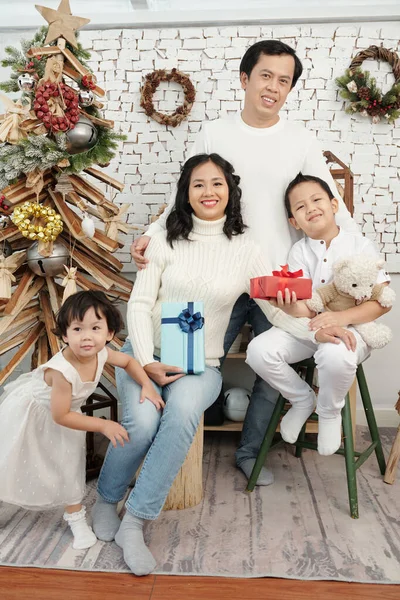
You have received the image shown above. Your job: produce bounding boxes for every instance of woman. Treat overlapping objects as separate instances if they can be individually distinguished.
[92,153,314,575]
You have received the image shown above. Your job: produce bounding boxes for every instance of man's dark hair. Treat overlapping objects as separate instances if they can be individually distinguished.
[239,40,303,88]
[166,153,246,247]
[54,290,124,338]
[284,173,335,218]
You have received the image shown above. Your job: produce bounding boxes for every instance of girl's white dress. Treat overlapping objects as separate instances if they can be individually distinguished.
[0,347,108,510]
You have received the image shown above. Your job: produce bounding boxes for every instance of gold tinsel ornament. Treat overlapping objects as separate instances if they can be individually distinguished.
[11,201,63,242]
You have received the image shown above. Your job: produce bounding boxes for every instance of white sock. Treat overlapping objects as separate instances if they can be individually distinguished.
[317,414,342,456]
[63,506,97,550]
[280,395,315,444]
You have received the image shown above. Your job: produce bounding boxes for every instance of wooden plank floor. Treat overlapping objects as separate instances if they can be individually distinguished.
[0,567,399,600]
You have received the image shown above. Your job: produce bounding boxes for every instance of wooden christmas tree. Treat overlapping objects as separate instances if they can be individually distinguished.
[0,0,133,387]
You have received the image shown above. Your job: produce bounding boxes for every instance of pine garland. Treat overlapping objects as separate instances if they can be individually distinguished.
[0,125,125,188]
[0,135,66,188]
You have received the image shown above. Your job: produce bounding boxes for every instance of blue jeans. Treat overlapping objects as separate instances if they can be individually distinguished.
[97,340,222,520]
[222,293,280,467]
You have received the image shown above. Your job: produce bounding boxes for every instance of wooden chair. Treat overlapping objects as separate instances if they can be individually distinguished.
[246,358,386,519]
[82,382,118,479]
[383,394,400,484]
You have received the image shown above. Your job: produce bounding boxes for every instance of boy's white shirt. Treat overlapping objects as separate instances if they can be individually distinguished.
[287,228,391,289]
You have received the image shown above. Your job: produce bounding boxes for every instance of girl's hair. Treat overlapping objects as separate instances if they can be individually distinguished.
[166,153,246,247]
[284,172,334,218]
[53,291,124,338]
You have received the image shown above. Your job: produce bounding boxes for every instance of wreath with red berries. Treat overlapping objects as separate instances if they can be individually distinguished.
[336,46,400,124]
[33,81,80,132]
[140,68,195,127]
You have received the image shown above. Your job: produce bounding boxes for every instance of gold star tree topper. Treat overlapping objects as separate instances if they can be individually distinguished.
[35,0,90,48]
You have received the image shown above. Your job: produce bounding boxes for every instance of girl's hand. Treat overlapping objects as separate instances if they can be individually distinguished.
[101,420,130,448]
[309,310,350,331]
[140,383,165,410]
[144,362,185,387]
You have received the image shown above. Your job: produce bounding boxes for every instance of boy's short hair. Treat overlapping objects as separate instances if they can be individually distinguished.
[54,290,124,338]
[284,173,334,218]
[239,40,303,89]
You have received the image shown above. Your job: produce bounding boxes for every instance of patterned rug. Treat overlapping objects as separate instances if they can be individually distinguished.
[1,427,399,582]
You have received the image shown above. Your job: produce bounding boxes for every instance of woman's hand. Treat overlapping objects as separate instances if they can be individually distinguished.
[140,383,165,410]
[144,362,186,387]
[130,235,150,269]
[315,326,357,351]
[101,420,130,448]
[310,310,350,331]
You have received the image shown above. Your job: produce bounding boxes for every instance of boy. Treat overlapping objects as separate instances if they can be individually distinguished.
[246,173,391,456]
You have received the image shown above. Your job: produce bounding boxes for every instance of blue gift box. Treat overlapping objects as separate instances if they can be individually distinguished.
[161,302,205,375]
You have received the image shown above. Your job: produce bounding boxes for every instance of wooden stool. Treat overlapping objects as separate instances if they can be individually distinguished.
[246,358,386,519]
[384,394,400,484]
[163,417,204,510]
[81,382,118,479]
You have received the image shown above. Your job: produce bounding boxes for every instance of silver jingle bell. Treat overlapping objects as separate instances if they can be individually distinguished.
[26,240,69,277]
[0,214,9,229]
[65,115,98,155]
[78,89,94,107]
[1,240,12,258]
[17,73,36,92]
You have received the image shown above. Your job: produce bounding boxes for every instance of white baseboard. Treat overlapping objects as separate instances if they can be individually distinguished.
[356,408,399,428]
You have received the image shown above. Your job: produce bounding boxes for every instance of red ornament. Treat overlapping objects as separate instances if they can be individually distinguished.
[33,81,80,133]
[81,74,97,90]
[0,195,10,211]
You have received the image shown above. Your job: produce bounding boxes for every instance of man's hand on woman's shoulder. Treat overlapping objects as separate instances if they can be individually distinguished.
[130,235,151,269]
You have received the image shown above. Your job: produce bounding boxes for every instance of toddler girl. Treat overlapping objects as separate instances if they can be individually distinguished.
[0,290,162,549]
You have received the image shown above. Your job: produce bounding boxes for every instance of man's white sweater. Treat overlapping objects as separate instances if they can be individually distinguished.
[128,215,315,367]
[146,115,358,268]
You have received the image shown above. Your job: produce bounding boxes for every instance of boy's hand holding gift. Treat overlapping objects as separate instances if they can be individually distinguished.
[250,265,313,318]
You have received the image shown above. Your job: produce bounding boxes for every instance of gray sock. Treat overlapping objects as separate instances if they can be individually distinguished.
[92,495,120,542]
[239,458,274,486]
[115,512,156,576]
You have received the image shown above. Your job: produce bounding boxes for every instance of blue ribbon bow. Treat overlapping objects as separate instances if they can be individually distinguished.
[177,308,204,333]
[161,302,204,374]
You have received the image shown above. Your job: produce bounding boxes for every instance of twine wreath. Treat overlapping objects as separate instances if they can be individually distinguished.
[336,46,400,124]
[11,201,63,242]
[140,68,195,127]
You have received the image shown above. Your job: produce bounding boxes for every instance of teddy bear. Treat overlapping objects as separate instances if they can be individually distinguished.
[306,255,395,349]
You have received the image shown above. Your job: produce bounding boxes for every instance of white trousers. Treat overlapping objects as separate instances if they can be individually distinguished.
[246,326,370,418]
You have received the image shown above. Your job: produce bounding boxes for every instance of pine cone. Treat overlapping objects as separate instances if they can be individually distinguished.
[358,86,370,100]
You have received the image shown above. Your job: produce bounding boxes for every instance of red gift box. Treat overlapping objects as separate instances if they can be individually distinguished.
[250,265,312,300]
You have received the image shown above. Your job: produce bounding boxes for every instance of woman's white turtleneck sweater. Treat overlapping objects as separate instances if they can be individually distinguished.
[127,215,315,368]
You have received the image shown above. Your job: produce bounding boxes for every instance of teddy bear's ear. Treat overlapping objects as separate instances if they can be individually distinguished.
[333,258,349,272]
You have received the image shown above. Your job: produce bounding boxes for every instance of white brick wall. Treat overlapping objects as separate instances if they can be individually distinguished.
[0,22,399,269]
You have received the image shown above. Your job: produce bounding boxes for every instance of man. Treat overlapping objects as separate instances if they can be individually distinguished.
[131,40,358,485]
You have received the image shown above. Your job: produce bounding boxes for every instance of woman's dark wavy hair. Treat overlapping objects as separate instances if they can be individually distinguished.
[166,153,246,247]
[53,290,124,339]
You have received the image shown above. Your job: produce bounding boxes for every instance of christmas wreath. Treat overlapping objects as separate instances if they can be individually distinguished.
[140,68,195,127]
[336,46,400,124]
